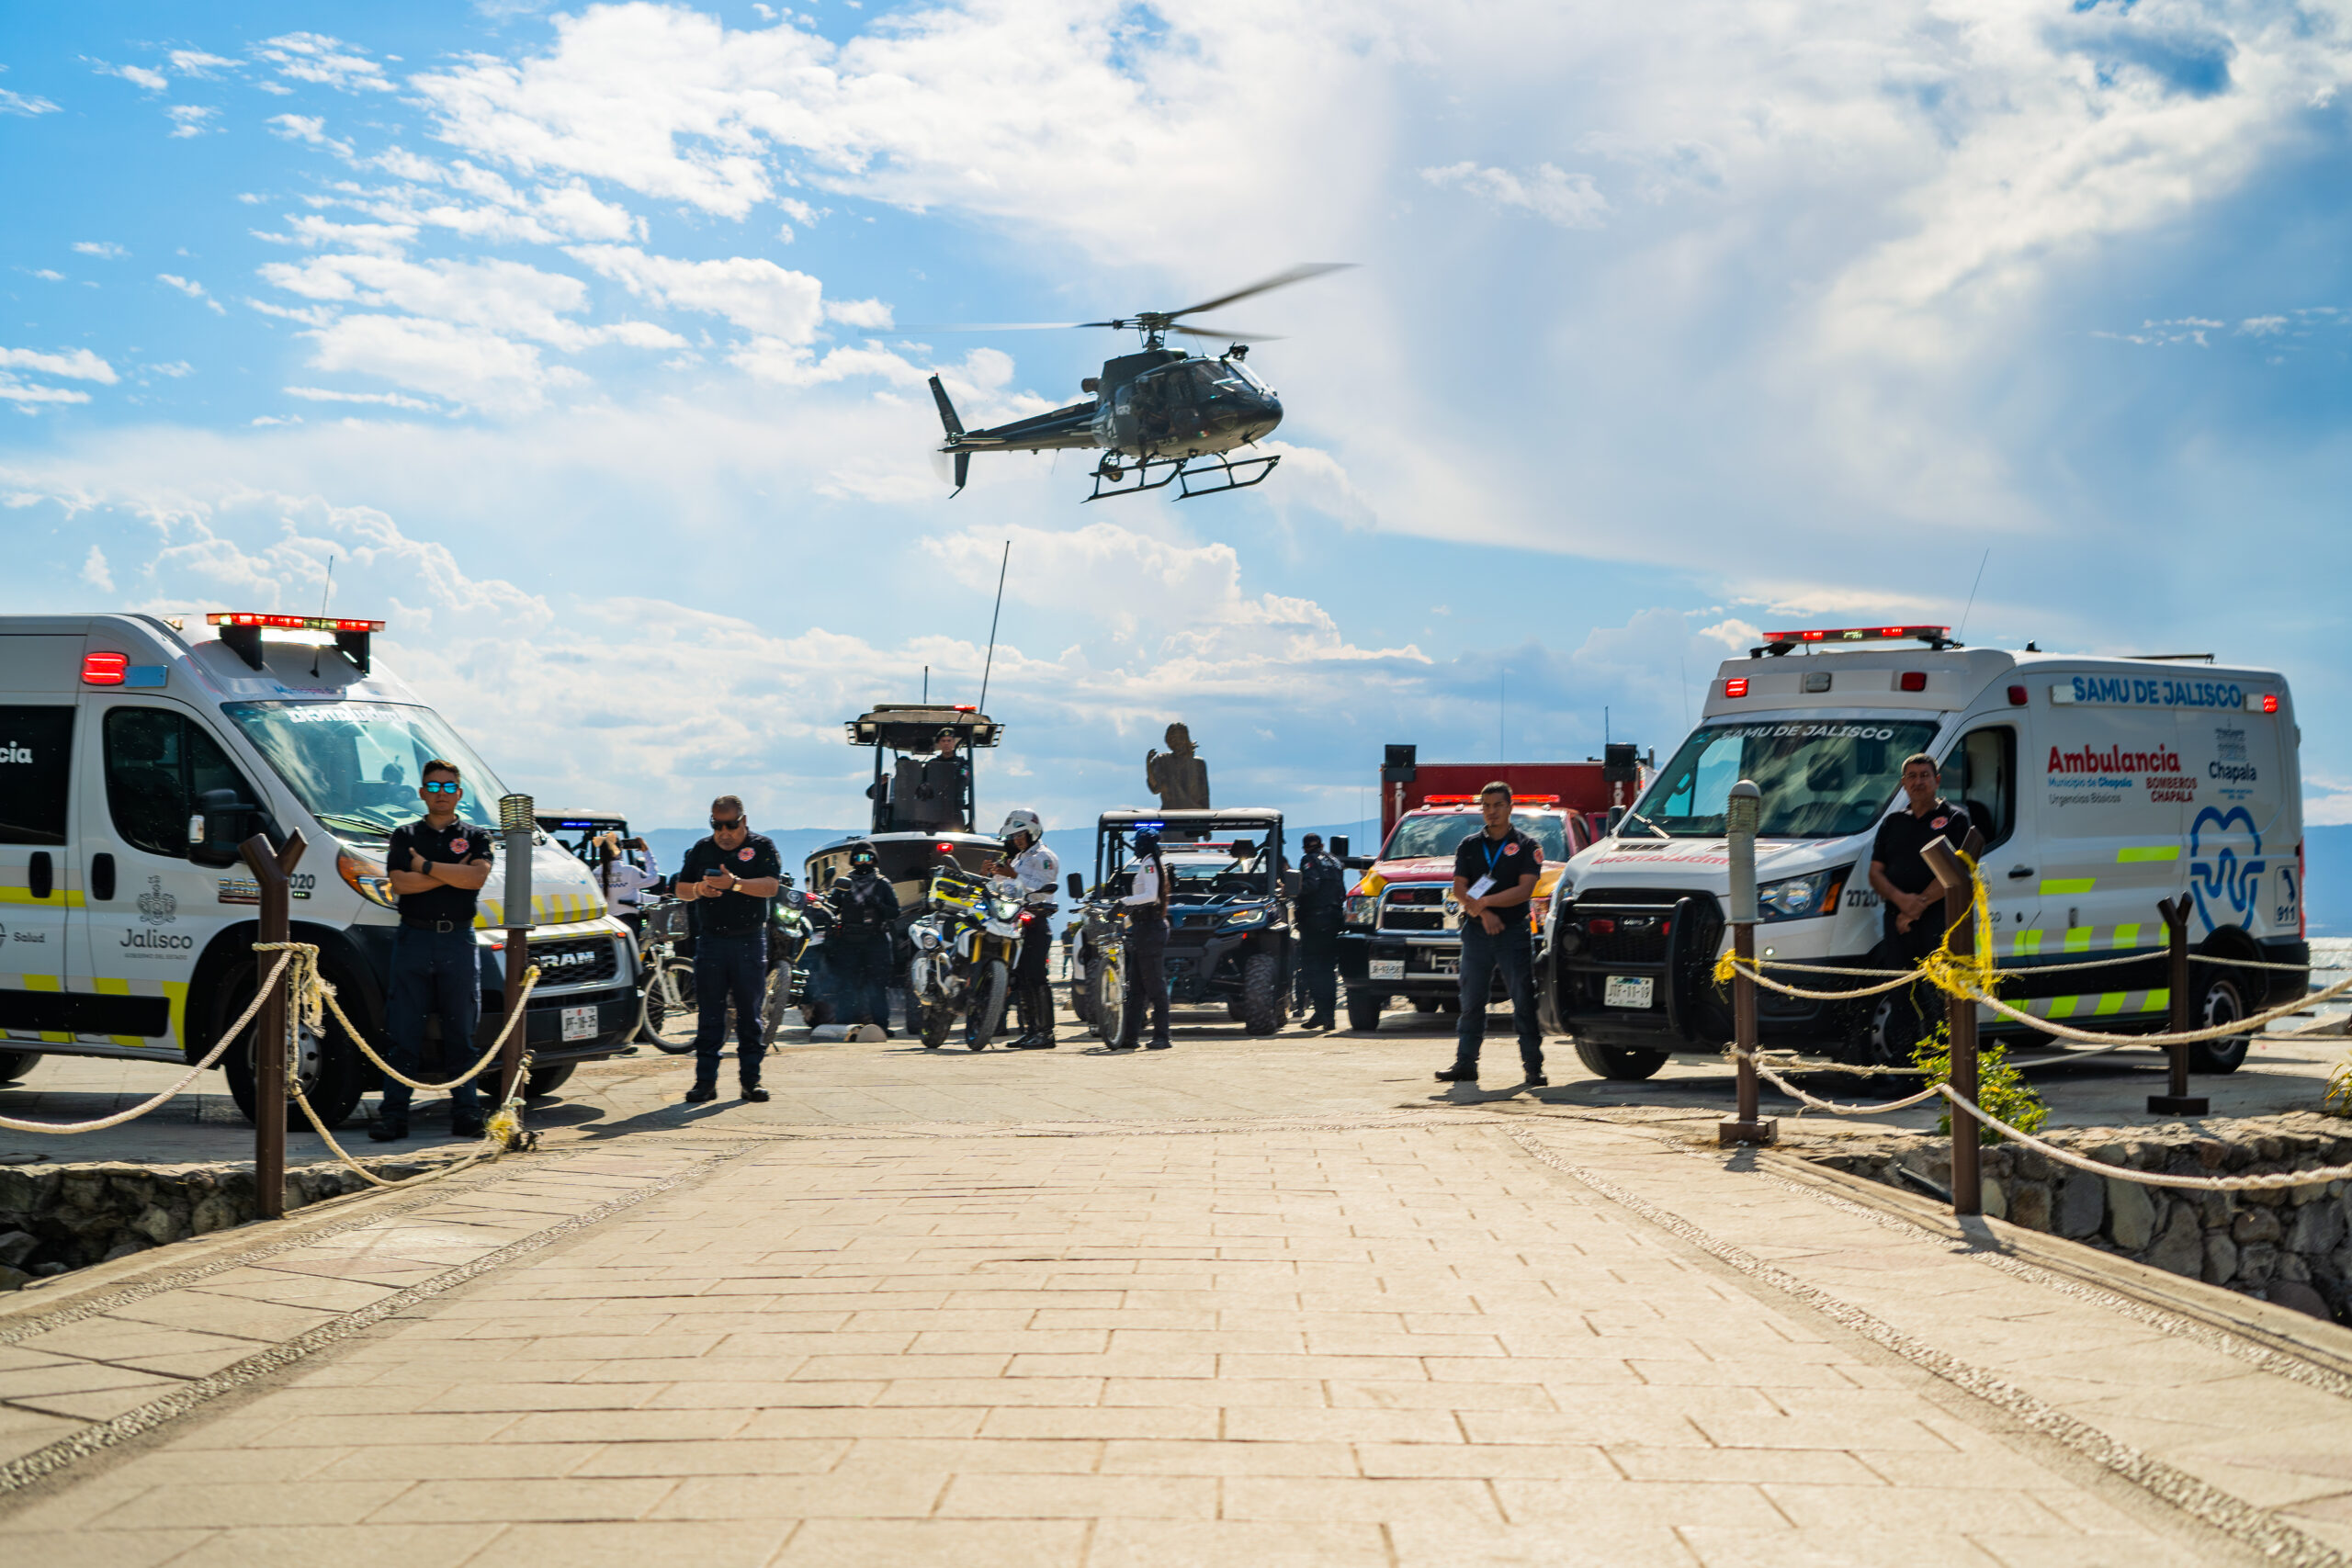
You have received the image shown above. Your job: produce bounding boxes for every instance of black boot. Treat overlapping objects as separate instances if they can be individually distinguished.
[368,1112,409,1142]
[1010,985,1057,1048]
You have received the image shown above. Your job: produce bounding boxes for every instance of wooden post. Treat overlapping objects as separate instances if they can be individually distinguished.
[238,830,307,1222]
[1718,780,1776,1147]
[1921,831,1983,1217]
[2148,895,2209,1116]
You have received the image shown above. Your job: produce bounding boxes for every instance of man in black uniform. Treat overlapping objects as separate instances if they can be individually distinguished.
[1295,832,1344,1032]
[1868,754,1973,1045]
[673,795,784,1103]
[915,728,972,831]
[372,760,493,1142]
[1436,783,1545,1086]
[826,840,900,1036]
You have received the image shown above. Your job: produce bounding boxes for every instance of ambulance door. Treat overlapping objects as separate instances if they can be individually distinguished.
[0,700,78,1051]
[77,701,268,1053]
[1938,721,2035,952]
[2031,693,2184,996]
[2178,702,2286,942]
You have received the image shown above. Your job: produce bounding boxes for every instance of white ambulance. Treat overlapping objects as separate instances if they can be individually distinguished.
[1543,626,2305,1081]
[0,613,640,1123]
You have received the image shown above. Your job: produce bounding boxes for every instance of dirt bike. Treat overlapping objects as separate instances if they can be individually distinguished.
[906,865,1023,1050]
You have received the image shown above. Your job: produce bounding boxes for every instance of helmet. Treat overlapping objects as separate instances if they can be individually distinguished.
[847,840,879,868]
[1132,829,1160,856]
[996,808,1043,840]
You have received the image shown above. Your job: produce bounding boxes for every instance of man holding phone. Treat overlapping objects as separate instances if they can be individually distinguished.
[1435,782,1545,1087]
[673,795,784,1103]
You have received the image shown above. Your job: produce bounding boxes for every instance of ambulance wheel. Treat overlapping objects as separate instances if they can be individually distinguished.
[2188,973,2251,1074]
[1345,990,1387,1032]
[1572,1040,1669,1081]
[215,956,369,1131]
[0,1048,33,1084]
[1241,953,1283,1035]
[524,1062,577,1099]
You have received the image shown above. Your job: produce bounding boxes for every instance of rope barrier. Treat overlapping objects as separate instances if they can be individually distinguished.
[0,954,291,1134]
[262,942,541,1093]
[1936,1084,2352,1192]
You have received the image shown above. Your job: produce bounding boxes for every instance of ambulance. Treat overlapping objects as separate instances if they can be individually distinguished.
[1543,626,2305,1081]
[0,613,641,1123]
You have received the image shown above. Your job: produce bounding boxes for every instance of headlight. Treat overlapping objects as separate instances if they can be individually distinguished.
[1345,895,1377,927]
[337,850,397,909]
[1222,906,1270,929]
[1757,866,1850,923]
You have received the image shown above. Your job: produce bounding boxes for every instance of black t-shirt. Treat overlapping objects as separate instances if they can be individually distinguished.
[1297,852,1346,931]
[1453,826,1543,900]
[678,831,785,936]
[388,817,493,926]
[1871,800,1973,898]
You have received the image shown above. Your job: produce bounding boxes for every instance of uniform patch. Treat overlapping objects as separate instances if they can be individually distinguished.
[737,847,753,862]
[1929,817,1948,829]
[1504,843,1520,855]
[449,838,468,854]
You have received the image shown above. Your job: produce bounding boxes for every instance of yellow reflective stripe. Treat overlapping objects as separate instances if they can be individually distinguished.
[20,974,60,992]
[93,976,130,996]
[2040,878,2096,896]
[0,887,85,908]
[2147,987,2169,1013]
[164,979,189,1048]
[2112,923,2141,948]
[2117,846,2180,863]
[2046,995,2078,1019]
[2063,928,2093,953]
[2013,930,2043,956]
[2095,992,2127,1015]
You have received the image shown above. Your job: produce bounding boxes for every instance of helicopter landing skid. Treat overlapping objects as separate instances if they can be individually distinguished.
[1086,450,1281,502]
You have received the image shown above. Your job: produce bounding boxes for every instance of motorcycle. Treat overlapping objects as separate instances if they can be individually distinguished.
[906,864,1023,1049]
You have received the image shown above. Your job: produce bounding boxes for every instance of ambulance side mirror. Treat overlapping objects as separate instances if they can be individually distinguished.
[1341,856,1374,871]
[1606,806,1627,835]
[190,788,264,869]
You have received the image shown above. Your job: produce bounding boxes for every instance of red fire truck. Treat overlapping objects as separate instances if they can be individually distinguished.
[1335,744,1645,1031]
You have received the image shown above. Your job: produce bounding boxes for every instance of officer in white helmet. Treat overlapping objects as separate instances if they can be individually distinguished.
[987,808,1061,1049]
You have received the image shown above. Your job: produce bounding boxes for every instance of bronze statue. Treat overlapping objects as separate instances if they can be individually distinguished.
[1146,722,1211,809]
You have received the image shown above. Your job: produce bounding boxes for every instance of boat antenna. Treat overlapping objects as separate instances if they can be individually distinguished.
[976,539,1010,716]
[318,555,334,617]
[1956,547,1990,641]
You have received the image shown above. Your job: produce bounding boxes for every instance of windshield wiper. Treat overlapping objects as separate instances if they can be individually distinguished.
[1620,810,1672,840]
[314,812,395,838]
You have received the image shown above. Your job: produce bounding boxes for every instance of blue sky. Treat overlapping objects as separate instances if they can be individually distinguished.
[5,0,2351,840]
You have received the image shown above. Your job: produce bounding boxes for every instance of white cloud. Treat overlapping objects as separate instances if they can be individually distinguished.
[73,241,127,259]
[302,314,560,412]
[29,269,62,282]
[157,273,228,314]
[165,104,218,138]
[267,113,355,160]
[822,297,893,329]
[284,386,444,411]
[167,51,241,78]
[254,215,418,254]
[1420,162,1609,229]
[260,253,594,344]
[0,346,118,383]
[102,62,170,94]
[255,33,396,94]
[143,361,195,379]
[81,545,113,592]
[568,245,825,342]
[0,87,59,117]
[0,376,91,407]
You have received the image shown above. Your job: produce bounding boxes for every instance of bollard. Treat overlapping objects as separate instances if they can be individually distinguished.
[238,829,308,1222]
[1920,831,1984,1216]
[497,795,536,1110]
[1718,780,1777,1147]
[2148,895,2209,1116]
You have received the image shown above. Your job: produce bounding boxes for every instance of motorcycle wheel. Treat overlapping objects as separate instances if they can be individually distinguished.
[965,959,1010,1049]
[920,989,955,1049]
[763,962,793,1035]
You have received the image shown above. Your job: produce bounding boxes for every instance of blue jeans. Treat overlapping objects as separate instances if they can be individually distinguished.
[1453,921,1543,1076]
[693,931,768,1085]
[383,926,483,1117]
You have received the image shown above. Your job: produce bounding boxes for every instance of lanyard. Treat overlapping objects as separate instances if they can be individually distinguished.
[1479,834,1509,878]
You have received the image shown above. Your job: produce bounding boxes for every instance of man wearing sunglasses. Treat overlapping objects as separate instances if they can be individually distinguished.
[673,795,784,1103]
[372,761,494,1142]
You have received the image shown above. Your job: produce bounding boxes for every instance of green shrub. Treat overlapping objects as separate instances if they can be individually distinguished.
[1910,1023,2049,1145]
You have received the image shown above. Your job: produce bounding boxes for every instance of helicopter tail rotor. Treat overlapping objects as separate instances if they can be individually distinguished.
[928,374,965,440]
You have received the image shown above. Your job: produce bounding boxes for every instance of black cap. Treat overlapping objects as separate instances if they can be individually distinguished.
[1301,833,1323,849]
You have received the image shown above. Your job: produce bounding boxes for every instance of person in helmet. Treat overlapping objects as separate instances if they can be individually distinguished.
[986,808,1061,1048]
[825,839,900,1037]
[1116,828,1173,1050]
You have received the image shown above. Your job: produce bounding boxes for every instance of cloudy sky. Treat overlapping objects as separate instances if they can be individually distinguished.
[5,0,2350,840]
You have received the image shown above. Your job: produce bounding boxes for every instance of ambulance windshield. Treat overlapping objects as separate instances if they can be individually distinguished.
[223,701,510,840]
[1382,813,1570,862]
[1634,719,1940,839]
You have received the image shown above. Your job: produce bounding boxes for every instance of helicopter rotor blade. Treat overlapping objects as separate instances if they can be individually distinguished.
[896,321,1086,333]
[1164,263,1354,322]
[1166,324,1285,343]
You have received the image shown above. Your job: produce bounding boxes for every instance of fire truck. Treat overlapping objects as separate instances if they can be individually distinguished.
[1334,743,1645,1032]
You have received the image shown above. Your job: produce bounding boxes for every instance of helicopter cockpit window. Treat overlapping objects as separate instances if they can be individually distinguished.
[1188,363,1227,398]
[1222,358,1268,391]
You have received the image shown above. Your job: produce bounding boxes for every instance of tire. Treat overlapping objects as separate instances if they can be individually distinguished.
[0,1047,34,1084]
[965,959,1010,1049]
[920,990,955,1049]
[1240,952,1283,1035]
[1572,1040,1670,1081]
[2188,970,2251,1074]
[1093,945,1133,1049]
[524,1061,577,1099]
[1345,990,1387,1032]
[763,964,793,1034]
[1413,998,1442,1014]
[647,963,700,1054]
[216,955,369,1130]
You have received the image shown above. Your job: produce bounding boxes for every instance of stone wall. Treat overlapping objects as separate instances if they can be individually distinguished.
[1804,1111,2352,1324]
[0,1158,434,1290]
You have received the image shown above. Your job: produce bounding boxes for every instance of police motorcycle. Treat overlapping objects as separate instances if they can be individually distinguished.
[906,852,1024,1049]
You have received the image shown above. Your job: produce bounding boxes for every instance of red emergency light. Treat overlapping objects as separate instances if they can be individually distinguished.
[1761,626,1950,645]
[207,612,387,633]
[81,651,128,685]
[1898,671,1928,692]
[1421,794,1563,807]
[1723,677,1749,698]
[2261,694,2279,714]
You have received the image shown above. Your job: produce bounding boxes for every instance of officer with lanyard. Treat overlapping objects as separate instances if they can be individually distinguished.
[1435,781,1545,1086]
[1114,829,1174,1051]
[1294,832,1345,1032]
[825,840,900,1038]
[987,808,1061,1049]
[673,795,784,1102]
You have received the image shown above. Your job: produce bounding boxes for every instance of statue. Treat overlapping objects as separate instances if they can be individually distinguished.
[1146,722,1211,809]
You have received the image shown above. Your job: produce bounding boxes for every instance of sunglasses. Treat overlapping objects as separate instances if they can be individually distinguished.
[710,816,745,830]
[423,782,462,795]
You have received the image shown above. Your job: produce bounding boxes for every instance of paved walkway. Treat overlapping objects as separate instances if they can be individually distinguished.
[6,999,2352,1565]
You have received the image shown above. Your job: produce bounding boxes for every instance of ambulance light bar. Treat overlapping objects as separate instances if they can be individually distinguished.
[207,612,384,674]
[1421,794,1564,806]
[1760,626,1950,645]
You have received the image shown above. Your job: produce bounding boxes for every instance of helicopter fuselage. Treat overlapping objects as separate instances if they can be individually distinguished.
[940,348,1283,463]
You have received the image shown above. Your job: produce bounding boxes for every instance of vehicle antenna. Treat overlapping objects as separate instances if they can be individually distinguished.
[1956,547,1991,641]
[1498,671,1505,764]
[976,539,1011,716]
[922,664,929,703]
[318,555,334,618]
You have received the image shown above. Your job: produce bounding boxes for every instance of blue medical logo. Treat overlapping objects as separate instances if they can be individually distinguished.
[2188,805,2264,935]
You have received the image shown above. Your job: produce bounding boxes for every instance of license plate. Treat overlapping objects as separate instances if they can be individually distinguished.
[560,1005,597,1042]
[1603,976,1655,1009]
[1368,959,1405,980]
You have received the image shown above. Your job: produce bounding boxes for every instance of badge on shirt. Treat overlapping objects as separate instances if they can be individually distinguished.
[450,837,469,854]
[737,847,753,862]
[1929,817,1948,829]
[1504,843,1520,856]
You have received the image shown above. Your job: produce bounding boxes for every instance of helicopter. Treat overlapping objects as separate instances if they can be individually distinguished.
[924,263,1351,502]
